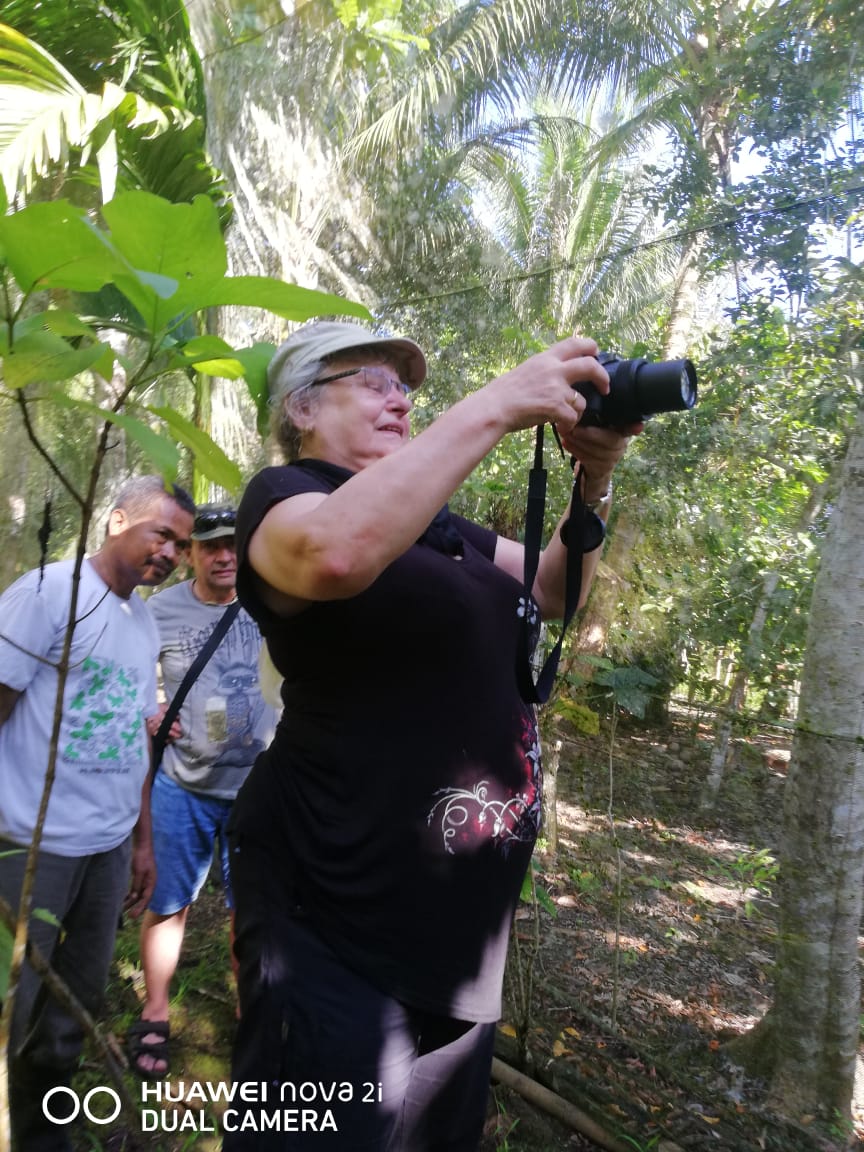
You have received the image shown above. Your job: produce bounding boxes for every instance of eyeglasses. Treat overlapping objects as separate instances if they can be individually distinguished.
[193,507,236,535]
[314,365,412,400]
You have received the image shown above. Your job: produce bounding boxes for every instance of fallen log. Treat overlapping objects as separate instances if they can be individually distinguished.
[490,1056,633,1152]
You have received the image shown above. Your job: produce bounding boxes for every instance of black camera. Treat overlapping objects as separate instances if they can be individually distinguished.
[576,352,697,426]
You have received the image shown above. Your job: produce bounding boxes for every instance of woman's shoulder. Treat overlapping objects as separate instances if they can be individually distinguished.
[242,463,334,506]
[236,465,330,561]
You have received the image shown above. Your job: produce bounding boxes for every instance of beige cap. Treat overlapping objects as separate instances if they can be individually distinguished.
[268,320,427,397]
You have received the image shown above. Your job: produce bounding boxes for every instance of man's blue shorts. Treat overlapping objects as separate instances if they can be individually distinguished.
[149,770,234,916]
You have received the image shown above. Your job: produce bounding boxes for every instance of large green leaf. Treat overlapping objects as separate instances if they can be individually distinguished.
[101,191,227,331]
[1,329,109,388]
[203,277,371,323]
[0,199,125,293]
[101,192,371,333]
[147,404,241,494]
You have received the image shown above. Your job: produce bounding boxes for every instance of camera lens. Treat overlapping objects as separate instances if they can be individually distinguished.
[677,364,697,410]
[582,354,698,425]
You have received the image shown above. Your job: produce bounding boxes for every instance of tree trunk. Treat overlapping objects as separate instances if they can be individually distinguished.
[731,406,864,1122]
[701,481,828,806]
[702,667,748,804]
[700,569,780,807]
[664,233,706,360]
[541,738,561,855]
[572,515,640,660]
[185,3,370,476]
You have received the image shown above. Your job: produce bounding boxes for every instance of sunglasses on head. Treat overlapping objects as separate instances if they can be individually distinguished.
[193,508,236,534]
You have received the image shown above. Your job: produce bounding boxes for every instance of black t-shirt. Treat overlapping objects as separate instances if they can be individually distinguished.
[232,461,541,1022]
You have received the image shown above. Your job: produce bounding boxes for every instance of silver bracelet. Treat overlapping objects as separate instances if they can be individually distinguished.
[586,483,613,511]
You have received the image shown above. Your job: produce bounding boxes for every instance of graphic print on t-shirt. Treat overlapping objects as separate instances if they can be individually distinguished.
[64,655,146,771]
[175,613,268,769]
[426,712,542,855]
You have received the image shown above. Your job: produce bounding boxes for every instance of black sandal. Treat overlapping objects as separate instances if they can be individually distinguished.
[127,1019,170,1079]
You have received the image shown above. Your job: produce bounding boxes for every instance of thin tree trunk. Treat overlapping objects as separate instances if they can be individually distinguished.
[701,570,780,807]
[541,738,561,855]
[572,516,640,659]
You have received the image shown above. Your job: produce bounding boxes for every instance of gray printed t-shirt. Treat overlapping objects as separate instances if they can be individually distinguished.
[149,581,278,798]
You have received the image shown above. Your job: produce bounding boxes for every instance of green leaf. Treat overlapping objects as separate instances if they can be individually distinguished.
[34,310,97,339]
[518,861,558,916]
[32,907,62,928]
[49,392,179,478]
[233,342,276,439]
[147,404,241,494]
[519,869,534,904]
[0,919,11,1000]
[130,269,179,300]
[0,199,125,293]
[534,884,558,917]
[91,343,116,382]
[181,357,246,378]
[166,335,248,378]
[202,277,371,323]
[101,191,227,331]
[1,330,109,388]
[175,335,236,360]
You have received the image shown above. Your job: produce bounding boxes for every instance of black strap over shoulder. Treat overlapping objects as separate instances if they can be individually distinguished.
[151,600,241,768]
[515,425,604,705]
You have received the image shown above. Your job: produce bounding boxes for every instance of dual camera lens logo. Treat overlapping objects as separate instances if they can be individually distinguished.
[42,1086,122,1126]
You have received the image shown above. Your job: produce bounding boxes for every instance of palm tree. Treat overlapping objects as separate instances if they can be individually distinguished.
[0,0,224,208]
[351,0,864,346]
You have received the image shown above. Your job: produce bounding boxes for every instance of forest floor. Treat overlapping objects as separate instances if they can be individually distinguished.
[71,705,863,1151]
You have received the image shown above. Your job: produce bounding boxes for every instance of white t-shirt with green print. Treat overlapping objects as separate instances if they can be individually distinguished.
[0,558,158,855]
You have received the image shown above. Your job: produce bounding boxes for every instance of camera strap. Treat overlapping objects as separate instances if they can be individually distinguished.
[151,600,241,769]
[515,424,594,705]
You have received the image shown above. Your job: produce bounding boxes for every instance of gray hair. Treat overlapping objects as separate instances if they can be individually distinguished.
[111,476,195,521]
[270,358,325,462]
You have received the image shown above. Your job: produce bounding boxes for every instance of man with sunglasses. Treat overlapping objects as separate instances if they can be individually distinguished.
[129,504,278,1078]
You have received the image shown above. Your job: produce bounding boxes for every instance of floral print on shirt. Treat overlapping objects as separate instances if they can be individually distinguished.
[426,711,542,856]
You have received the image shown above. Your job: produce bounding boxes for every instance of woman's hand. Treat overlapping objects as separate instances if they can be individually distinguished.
[557,422,643,502]
[484,335,610,434]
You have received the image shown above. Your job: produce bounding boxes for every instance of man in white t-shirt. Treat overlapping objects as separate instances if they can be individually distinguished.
[0,475,194,1152]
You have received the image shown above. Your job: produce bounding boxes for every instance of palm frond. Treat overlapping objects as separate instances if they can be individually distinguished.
[3,0,206,114]
[0,22,225,208]
[347,0,558,161]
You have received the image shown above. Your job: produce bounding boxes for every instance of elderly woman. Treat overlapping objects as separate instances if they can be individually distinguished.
[225,321,634,1150]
